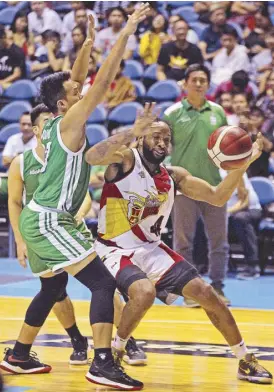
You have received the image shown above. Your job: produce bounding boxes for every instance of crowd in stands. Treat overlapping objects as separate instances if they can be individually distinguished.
[0,1,274,285]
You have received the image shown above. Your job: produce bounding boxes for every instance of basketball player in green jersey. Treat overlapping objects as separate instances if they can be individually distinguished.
[1,6,150,390]
[4,104,91,366]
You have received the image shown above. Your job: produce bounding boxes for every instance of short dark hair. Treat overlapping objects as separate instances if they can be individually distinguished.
[250,106,264,118]
[107,6,127,20]
[42,29,61,42]
[231,70,249,89]
[31,104,50,125]
[20,111,30,121]
[72,24,87,40]
[185,64,211,83]
[40,72,71,113]
[221,25,238,39]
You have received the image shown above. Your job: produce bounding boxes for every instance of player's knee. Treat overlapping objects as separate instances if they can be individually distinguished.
[131,281,156,308]
[55,289,68,302]
[41,272,68,300]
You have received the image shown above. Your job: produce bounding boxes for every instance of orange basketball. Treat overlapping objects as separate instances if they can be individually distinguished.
[207,125,252,170]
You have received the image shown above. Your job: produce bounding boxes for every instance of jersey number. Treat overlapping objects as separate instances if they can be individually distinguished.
[150,216,164,237]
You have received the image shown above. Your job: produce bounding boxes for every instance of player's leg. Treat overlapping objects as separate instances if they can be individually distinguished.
[0,272,68,374]
[53,292,88,365]
[113,291,147,366]
[182,277,272,384]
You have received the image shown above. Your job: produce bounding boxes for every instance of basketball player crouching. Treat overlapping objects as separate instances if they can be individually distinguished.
[85,102,272,385]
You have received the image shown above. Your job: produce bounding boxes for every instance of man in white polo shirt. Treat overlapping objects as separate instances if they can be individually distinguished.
[2,112,36,169]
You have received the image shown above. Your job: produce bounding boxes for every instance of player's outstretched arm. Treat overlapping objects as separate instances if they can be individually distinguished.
[8,156,28,268]
[71,15,95,90]
[169,134,263,207]
[85,102,157,166]
[61,3,150,135]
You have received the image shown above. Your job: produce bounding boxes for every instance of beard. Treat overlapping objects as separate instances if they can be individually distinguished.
[142,142,166,164]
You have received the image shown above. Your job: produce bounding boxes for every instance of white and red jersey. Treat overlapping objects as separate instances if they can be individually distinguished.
[97,148,175,249]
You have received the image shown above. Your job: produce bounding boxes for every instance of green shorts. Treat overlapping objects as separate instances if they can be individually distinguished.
[19,203,94,277]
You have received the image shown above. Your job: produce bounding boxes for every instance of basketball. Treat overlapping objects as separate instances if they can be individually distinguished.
[207,125,253,170]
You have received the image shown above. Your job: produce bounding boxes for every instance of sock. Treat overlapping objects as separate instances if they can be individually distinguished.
[13,341,32,360]
[113,333,128,351]
[65,323,85,343]
[231,340,248,360]
[94,348,113,363]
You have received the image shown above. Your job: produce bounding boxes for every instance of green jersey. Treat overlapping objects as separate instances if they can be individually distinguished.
[20,148,43,206]
[164,99,227,186]
[33,116,91,216]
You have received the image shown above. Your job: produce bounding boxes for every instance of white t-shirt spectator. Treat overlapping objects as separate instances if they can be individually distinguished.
[94,27,137,59]
[3,134,36,159]
[28,7,63,36]
[62,9,98,35]
[211,44,250,86]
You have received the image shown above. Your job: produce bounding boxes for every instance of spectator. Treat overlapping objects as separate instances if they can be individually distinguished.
[164,64,230,306]
[93,1,130,24]
[247,107,273,177]
[104,59,136,110]
[199,3,229,61]
[10,11,35,57]
[157,18,203,81]
[211,25,250,86]
[215,70,254,101]
[167,15,199,45]
[251,29,274,78]
[94,7,137,60]
[0,25,25,92]
[256,70,274,119]
[194,1,212,24]
[244,6,273,57]
[227,93,250,125]
[62,1,98,36]
[81,54,98,95]
[2,112,35,169]
[135,2,158,38]
[28,1,63,39]
[61,8,89,54]
[223,171,262,280]
[218,92,234,116]
[62,25,86,71]
[139,14,169,66]
[31,30,65,79]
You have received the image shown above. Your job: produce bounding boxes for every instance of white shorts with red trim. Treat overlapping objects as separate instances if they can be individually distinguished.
[94,240,183,284]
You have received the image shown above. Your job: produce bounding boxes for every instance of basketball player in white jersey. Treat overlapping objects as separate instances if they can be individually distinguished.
[85,103,272,385]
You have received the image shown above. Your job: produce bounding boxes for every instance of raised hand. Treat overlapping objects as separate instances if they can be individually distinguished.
[86,14,96,46]
[133,102,158,137]
[123,3,150,36]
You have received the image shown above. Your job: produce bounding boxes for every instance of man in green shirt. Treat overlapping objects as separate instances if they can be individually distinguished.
[164,64,230,306]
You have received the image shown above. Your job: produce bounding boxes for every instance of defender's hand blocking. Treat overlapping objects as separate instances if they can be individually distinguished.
[133,102,158,138]
[248,132,263,165]
[124,3,150,36]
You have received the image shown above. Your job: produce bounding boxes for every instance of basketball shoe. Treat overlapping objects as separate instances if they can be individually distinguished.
[69,337,88,365]
[238,353,273,384]
[0,348,51,374]
[123,337,147,365]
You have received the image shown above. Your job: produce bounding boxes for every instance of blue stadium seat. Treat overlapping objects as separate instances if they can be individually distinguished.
[15,1,30,11]
[0,2,7,11]
[155,102,174,118]
[168,1,194,9]
[123,60,144,80]
[0,123,20,144]
[87,105,107,124]
[269,158,274,174]
[86,124,108,146]
[0,7,17,25]
[0,101,32,123]
[190,22,207,39]
[172,6,198,22]
[108,102,143,125]
[3,80,38,100]
[143,64,157,83]
[132,80,146,98]
[227,21,243,39]
[147,80,181,102]
[250,177,274,206]
[52,1,72,12]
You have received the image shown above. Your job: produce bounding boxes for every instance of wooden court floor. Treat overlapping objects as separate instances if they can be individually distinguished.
[1,297,274,392]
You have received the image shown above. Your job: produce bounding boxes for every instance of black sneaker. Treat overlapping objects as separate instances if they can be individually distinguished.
[124,337,147,366]
[86,358,143,390]
[238,353,273,384]
[70,337,88,365]
[0,348,51,374]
